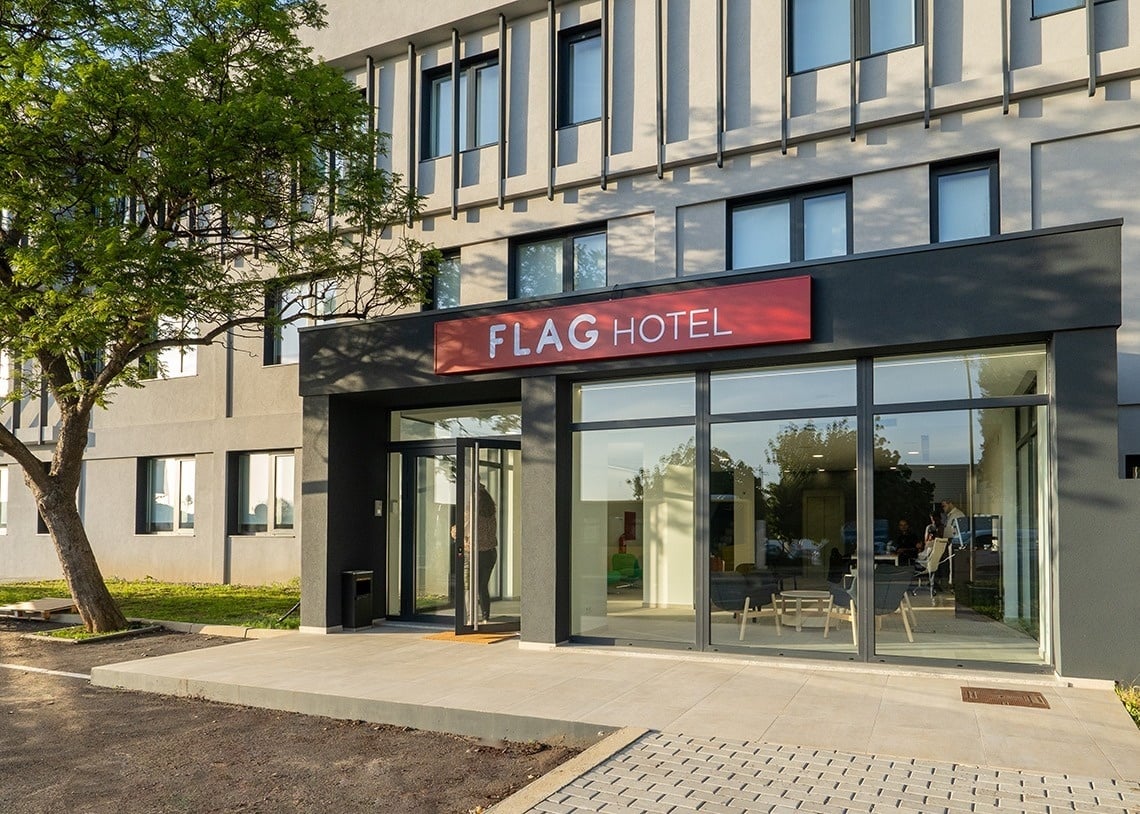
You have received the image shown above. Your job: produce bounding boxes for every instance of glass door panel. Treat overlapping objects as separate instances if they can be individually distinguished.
[455,439,521,634]
[410,454,457,620]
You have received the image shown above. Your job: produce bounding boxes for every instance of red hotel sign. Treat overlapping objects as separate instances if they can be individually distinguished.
[434,276,812,374]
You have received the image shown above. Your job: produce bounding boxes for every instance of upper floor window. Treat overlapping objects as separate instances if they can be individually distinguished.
[1032,0,1110,16]
[931,158,999,243]
[0,351,9,399]
[140,457,195,533]
[558,23,602,127]
[140,316,197,380]
[790,0,921,73]
[423,54,499,159]
[428,252,461,310]
[730,186,851,270]
[234,451,295,534]
[512,228,606,299]
[265,282,337,366]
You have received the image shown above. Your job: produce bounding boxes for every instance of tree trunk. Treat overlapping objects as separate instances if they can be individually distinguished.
[37,485,128,633]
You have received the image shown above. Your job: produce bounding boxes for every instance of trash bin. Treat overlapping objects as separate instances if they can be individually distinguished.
[342,570,373,630]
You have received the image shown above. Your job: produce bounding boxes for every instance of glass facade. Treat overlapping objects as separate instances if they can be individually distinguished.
[568,346,1050,666]
[392,403,521,441]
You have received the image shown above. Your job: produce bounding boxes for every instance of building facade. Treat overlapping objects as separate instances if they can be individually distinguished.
[5,0,1140,680]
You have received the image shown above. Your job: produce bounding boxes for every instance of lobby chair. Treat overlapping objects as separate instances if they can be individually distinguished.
[825,566,916,645]
[912,538,949,599]
[708,572,782,639]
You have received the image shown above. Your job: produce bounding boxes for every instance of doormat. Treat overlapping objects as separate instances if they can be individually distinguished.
[961,687,1050,708]
[423,631,519,645]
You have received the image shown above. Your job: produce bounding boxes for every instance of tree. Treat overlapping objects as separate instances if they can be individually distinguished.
[0,0,436,631]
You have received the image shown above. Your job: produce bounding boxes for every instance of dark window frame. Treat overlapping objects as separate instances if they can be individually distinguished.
[1031,0,1113,20]
[136,456,196,535]
[789,0,924,75]
[557,22,603,128]
[420,51,500,160]
[228,450,297,536]
[425,250,462,311]
[930,156,1000,243]
[509,225,608,300]
[728,183,854,270]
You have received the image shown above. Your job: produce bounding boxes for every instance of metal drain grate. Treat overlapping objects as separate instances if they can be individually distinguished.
[961,687,1050,708]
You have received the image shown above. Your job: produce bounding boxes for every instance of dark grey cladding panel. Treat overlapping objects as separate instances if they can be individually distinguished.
[299,222,1121,396]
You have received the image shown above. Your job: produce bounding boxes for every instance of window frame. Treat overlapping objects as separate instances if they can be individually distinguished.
[264,281,337,366]
[728,183,853,270]
[138,456,196,534]
[139,316,198,380]
[425,251,462,311]
[509,226,608,300]
[789,0,923,74]
[231,450,296,535]
[421,52,500,160]
[1031,0,1111,20]
[557,22,603,128]
[930,156,1000,243]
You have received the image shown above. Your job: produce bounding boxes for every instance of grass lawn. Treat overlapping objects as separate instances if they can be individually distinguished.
[0,579,301,629]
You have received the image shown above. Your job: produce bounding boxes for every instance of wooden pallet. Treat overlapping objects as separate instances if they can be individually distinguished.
[0,597,78,620]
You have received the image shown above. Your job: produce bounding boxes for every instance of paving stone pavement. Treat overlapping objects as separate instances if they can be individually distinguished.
[523,731,1140,814]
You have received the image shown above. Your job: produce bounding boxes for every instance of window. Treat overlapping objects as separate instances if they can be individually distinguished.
[730,186,850,270]
[558,23,602,127]
[931,158,999,243]
[428,253,461,310]
[141,457,195,533]
[0,351,9,398]
[790,0,921,73]
[423,55,499,159]
[265,281,338,365]
[234,451,295,534]
[1032,0,1110,17]
[140,317,197,379]
[0,465,8,531]
[512,229,606,299]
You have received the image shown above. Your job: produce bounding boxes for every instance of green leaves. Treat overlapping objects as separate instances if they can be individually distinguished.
[0,0,433,408]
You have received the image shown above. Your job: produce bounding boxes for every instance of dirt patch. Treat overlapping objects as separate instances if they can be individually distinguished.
[0,618,578,813]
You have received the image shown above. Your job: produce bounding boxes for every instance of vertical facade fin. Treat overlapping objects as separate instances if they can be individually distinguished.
[1087,0,1098,96]
[406,42,417,227]
[498,14,507,209]
[450,28,461,220]
[601,0,610,189]
[716,0,725,168]
[655,0,664,179]
[547,0,556,201]
[780,0,789,154]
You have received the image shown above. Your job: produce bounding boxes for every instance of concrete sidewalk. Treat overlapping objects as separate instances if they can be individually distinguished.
[90,625,1140,809]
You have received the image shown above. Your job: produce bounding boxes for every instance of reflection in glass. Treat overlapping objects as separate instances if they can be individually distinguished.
[792,0,851,72]
[393,403,521,441]
[802,192,847,260]
[874,408,1046,664]
[571,426,696,644]
[415,455,456,615]
[731,201,790,269]
[516,237,563,298]
[937,168,992,242]
[874,346,1046,404]
[573,232,607,291]
[275,454,294,529]
[574,376,696,423]
[433,255,461,309]
[710,418,856,652]
[712,363,855,415]
[567,32,602,123]
[474,62,499,148]
[869,0,917,54]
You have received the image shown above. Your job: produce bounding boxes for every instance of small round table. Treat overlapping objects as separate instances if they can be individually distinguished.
[777,590,832,632]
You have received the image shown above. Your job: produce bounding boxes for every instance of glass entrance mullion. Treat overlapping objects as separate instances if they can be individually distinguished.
[694,372,711,651]
[854,357,875,659]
